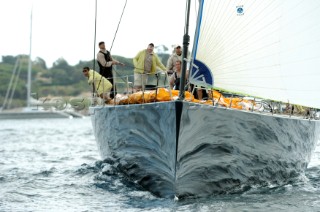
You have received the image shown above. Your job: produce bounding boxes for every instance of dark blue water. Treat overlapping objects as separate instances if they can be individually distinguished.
[1,118,320,211]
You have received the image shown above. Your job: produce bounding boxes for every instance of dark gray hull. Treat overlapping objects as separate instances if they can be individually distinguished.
[90,101,320,198]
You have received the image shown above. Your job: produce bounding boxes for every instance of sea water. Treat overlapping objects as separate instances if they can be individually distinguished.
[0,118,320,212]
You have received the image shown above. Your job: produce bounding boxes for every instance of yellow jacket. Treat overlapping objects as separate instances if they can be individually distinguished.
[88,70,112,95]
[133,50,166,74]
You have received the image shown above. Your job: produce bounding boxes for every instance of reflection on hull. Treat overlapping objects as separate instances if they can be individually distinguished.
[90,101,320,198]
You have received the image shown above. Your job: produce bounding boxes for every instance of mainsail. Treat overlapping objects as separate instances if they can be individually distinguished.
[191,0,320,109]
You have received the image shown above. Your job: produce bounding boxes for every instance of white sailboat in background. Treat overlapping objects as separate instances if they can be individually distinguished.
[90,0,320,198]
[0,8,82,119]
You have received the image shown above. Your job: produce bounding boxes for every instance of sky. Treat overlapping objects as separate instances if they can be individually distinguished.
[0,0,198,68]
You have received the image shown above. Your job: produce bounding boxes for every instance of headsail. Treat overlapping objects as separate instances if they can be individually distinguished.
[192,0,320,109]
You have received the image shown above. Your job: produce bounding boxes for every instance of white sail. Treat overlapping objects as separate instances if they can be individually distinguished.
[193,0,320,108]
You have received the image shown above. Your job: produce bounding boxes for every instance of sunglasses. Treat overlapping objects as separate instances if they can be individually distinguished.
[82,69,88,72]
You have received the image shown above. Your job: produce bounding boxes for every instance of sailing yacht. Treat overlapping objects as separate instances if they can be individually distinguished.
[0,8,82,119]
[90,0,320,198]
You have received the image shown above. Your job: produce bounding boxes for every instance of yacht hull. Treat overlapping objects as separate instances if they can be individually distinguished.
[90,101,320,198]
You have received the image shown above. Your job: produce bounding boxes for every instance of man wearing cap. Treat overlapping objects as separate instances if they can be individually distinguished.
[133,43,167,91]
[96,41,124,98]
[166,45,182,76]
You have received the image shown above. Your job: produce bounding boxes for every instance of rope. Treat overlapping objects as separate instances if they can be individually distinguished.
[1,57,20,111]
[111,64,151,85]
[109,0,127,52]
[91,0,127,99]
[113,65,149,82]
[7,58,22,109]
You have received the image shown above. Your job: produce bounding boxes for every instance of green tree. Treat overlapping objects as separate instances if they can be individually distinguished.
[1,52,171,109]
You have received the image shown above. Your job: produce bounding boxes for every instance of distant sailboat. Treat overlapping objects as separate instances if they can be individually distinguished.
[90,0,320,198]
[0,7,81,119]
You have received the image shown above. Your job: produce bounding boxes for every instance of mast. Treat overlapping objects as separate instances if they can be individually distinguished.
[27,7,33,108]
[178,0,191,100]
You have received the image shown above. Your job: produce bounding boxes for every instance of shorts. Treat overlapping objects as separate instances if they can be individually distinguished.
[134,73,149,88]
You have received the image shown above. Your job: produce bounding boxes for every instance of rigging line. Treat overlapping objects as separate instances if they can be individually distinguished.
[7,59,22,109]
[1,57,19,111]
[92,0,98,98]
[109,0,127,52]
[116,64,163,84]
[104,64,154,84]
[194,0,197,18]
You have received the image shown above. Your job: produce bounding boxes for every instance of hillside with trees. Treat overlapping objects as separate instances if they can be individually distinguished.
[0,49,170,109]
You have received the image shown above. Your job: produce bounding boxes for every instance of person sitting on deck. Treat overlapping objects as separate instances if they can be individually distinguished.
[169,60,189,90]
[82,66,112,102]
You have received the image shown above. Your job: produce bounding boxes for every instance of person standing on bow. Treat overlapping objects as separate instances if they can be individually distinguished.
[169,60,189,90]
[166,45,182,76]
[133,43,167,91]
[82,66,112,103]
[96,41,124,98]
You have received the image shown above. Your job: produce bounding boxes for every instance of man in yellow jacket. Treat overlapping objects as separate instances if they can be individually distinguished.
[82,66,112,101]
[133,43,167,91]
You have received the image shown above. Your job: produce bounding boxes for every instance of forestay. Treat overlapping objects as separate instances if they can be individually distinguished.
[191,0,320,109]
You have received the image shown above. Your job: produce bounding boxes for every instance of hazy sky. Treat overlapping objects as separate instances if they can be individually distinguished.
[0,0,198,67]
